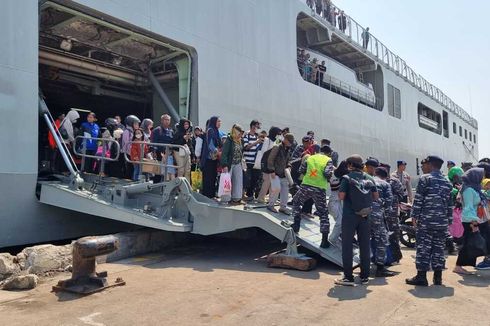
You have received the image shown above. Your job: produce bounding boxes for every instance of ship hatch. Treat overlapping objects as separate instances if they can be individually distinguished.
[38,2,195,172]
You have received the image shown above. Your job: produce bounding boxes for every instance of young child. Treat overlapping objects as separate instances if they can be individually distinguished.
[130,129,148,181]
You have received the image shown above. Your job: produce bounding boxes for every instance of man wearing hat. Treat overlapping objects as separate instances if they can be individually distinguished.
[291,145,334,248]
[406,155,453,286]
[382,163,405,263]
[366,158,396,277]
[447,160,456,172]
[391,160,413,204]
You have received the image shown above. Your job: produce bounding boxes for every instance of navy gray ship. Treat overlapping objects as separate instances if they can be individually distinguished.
[0,0,478,252]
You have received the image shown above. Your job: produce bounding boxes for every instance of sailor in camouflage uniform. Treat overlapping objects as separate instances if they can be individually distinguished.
[381,163,405,263]
[365,157,396,277]
[291,145,333,248]
[406,155,453,286]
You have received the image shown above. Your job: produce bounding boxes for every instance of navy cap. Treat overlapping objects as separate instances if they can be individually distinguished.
[379,163,391,171]
[447,160,455,166]
[365,157,380,167]
[427,155,444,164]
[479,158,490,164]
[302,135,312,142]
[421,158,429,164]
[397,160,407,166]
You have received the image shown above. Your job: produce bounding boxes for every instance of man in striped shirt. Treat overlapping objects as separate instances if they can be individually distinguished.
[243,120,263,201]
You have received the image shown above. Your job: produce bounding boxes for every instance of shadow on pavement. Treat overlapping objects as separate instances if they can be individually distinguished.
[408,285,454,299]
[457,272,490,288]
[327,285,372,301]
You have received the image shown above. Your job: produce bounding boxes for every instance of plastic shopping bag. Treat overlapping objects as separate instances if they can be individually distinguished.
[270,176,281,194]
[191,168,203,192]
[449,208,464,239]
[218,172,232,198]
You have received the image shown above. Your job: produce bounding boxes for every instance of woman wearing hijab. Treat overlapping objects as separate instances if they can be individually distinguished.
[201,116,222,198]
[454,167,487,274]
[220,124,244,204]
[256,127,282,203]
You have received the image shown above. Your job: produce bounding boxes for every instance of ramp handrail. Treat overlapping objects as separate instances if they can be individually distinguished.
[123,142,190,180]
[74,136,121,174]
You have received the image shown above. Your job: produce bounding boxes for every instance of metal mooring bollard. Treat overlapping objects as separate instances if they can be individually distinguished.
[53,235,125,295]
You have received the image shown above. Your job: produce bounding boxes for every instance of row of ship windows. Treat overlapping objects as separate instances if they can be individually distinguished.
[386,83,476,143]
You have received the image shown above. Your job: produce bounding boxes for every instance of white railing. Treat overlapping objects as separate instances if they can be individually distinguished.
[301,0,477,128]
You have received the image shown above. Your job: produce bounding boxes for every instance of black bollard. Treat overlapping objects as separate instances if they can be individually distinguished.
[53,235,125,295]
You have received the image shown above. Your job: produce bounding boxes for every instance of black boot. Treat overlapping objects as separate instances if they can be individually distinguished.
[405,271,428,286]
[433,270,443,285]
[320,233,330,248]
[375,264,396,277]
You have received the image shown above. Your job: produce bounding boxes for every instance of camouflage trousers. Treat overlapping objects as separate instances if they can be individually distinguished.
[416,228,446,271]
[370,207,389,265]
[386,212,403,261]
[292,185,329,233]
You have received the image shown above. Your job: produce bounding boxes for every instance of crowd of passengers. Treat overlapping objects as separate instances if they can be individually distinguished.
[47,110,490,287]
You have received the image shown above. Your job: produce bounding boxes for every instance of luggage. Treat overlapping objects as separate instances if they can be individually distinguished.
[260,148,274,173]
[449,208,464,238]
[270,176,281,194]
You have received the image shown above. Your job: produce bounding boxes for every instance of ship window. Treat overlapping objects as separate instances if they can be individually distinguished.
[469,131,472,142]
[442,111,449,138]
[474,134,477,143]
[453,122,456,134]
[388,84,401,119]
[418,103,442,135]
[459,126,462,136]
[464,129,468,139]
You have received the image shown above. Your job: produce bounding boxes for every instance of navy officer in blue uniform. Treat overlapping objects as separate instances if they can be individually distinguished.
[406,155,453,286]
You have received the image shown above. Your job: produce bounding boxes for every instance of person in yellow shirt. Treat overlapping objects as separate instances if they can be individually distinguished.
[291,145,334,248]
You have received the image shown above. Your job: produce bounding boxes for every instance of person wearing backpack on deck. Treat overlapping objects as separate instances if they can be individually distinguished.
[406,155,453,287]
[335,155,378,286]
[291,145,334,247]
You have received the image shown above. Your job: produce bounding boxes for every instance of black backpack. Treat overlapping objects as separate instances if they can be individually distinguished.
[344,174,375,217]
[260,148,274,173]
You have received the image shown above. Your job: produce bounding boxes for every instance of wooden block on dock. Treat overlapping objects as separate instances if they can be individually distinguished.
[267,253,316,271]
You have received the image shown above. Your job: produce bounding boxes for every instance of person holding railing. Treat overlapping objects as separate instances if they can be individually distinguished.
[173,118,193,183]
[121,115,141,179]
[79,112,100,174]
[362,27,370,49]
[338,10,347,33]
[130,129,149,181]
[151,114,174,183]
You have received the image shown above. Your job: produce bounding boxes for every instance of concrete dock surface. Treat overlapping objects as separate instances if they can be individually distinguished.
[1,236,489,326]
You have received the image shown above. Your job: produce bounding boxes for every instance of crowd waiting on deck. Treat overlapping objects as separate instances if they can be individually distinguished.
[47,110,490,287]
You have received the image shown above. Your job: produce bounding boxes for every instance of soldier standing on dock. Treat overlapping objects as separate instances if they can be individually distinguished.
[406,155,453,286]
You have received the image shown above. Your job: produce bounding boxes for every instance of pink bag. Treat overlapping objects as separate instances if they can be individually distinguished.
[449,208,464,239]
[218,172,232,198]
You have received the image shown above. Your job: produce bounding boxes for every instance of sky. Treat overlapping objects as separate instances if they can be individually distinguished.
[337,0,490,158]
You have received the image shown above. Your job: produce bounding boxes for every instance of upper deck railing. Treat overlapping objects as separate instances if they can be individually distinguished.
[302,0,477,129]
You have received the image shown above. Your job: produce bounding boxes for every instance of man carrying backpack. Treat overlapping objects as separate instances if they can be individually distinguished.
[291,145,334,247]
[406,155,453,286]
[335,155,378,286]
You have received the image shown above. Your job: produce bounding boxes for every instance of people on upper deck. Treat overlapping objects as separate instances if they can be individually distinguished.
[362,27,370,49]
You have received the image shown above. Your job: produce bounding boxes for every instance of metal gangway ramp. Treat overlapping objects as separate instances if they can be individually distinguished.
[40,176,358,268]
[38,94,357,268]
